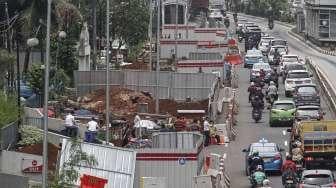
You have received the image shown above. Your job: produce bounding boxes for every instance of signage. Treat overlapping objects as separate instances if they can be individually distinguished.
[178,157,186,165]
[22,158,43,173]
[80,174,108,188]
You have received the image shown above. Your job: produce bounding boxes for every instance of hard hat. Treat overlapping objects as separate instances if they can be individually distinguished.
[251,82,255,86]
[263,179,270,186]
[270,81,274,85]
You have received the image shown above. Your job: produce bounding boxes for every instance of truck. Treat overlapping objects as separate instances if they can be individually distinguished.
[288,120,336,168]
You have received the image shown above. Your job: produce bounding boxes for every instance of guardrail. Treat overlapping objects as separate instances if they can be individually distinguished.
[306,58,336,114]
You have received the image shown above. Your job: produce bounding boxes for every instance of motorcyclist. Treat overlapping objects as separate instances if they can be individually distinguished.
[260,69,266,81]
[248,82,257,103]
[254,75,264,88]
[248,151,265,174]
[271,67,279,88]
[274,48,280,63]
[266,81,278,103]
[282,155,297,172]
[251,165,267,186]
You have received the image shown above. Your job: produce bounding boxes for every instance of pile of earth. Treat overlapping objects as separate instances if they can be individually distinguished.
[78,87,208,120]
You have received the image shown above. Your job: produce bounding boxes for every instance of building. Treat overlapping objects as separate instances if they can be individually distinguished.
[305,0,336,45]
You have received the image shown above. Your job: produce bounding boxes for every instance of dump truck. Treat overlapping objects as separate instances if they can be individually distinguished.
[288,120,336,168]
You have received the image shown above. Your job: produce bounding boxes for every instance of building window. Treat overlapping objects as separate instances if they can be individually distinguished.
[319,10,330,38]
[164,4,184,24]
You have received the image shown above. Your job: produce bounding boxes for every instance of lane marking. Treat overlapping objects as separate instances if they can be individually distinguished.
[282,130,286,136]
[223,153,227,159]
[284,141,288,146]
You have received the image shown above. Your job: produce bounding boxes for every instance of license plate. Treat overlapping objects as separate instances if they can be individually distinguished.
[296,164,302,168]
[286,180,294,183]
[316,157,324,161]
[263,158,273,162]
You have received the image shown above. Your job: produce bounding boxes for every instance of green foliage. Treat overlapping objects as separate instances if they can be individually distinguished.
[0,50,15,89]
[51,37,78,84]
[18,126,43,146]
[27,63,44,94]
[242,0,290,21]
[0,93,18,128]
[50,139,97,188]
[111,0,150,49]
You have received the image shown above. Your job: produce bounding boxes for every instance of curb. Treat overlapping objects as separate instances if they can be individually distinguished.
[288,30,336,56]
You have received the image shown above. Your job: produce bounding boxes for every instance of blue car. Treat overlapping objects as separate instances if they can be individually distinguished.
[244,49,264,68]
[242,138,284,175]
[20,81,35,99]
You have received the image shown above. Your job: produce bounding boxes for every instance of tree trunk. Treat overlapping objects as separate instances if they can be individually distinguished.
[22,47,31,76]
[92,0,97,69]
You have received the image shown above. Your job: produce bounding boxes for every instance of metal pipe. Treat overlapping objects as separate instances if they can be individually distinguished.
[149,0,153,71]
[155,0,161,114]
[42,0,52,187]
[174,0,178,61]
[105,0,110,144]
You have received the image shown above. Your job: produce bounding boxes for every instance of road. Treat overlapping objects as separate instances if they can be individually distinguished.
[207,14,336,188]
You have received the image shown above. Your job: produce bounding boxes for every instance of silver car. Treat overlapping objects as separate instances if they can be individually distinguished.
[299,169,335,187]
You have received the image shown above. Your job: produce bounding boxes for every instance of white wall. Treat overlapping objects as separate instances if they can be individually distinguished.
[0,151,42,182]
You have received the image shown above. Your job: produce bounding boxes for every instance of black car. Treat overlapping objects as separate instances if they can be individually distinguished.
[293,84,320,106]
[295,105,324,121]
[283,63,306,80]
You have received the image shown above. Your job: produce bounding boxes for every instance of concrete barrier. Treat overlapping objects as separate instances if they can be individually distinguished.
[306,58,336,113]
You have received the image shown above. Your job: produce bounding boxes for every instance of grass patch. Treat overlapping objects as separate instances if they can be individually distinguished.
[0,93,18,128]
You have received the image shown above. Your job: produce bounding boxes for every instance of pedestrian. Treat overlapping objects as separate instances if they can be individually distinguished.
[134,113,141,125]
[65,111,78,137]
[87,117,98,132]
[209,121,220,144]
[203,117,210,146]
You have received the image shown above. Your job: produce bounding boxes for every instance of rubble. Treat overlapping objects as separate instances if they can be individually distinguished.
[78,87,209,120]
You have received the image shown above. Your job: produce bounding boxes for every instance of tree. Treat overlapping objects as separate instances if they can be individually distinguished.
[50,139,97,188]
[26,63,44,94]
[111,0,150,52]
[0,92,18,128]
[0,50,15,90]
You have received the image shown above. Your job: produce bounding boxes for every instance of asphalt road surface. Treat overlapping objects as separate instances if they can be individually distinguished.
[207,14,336,188]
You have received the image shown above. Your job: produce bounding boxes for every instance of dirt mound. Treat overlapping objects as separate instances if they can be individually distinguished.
[80,87,153,117]
[17,143,60,171]
[123,61,149,70]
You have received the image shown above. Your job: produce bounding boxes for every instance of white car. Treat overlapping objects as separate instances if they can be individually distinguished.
[285,70,312,97]
[280,54,300,74]
[268,45,288,65]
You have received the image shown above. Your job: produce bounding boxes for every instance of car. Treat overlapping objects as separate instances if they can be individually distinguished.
[268,45,288,65]
[269,100,296,127]
[295,105,324,121]
[283,63,306,80]
[258,40,270,55]
[293,84,320,106]
[242,138,284,175]
[20,80,35,99]
[299,169,336,188]
[285,70,312,97]
[268,39,288,51]
[244,49,263,68]
[250,62,272,82]
[280,54,300,74]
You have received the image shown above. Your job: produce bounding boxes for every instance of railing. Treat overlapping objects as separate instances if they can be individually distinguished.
[1,121,19,150]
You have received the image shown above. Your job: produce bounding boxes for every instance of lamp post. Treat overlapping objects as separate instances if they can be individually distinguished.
[105,0,110,144]
[42,0,52,186]
[155,0,160,114]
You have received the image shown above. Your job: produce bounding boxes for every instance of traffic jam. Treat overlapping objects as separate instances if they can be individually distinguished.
[235,15,336,188]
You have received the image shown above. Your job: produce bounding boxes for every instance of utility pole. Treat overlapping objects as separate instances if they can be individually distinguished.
[105,0,110,144]
[155,0,161,114]
[174,0,178,62]
[42,0,52,187]
[149,0,153,71]
[92,0,97,69]
[16,29,21,125]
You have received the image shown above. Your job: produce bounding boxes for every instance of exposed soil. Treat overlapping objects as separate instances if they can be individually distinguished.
[16,143,60,172]
[123,61,149,70]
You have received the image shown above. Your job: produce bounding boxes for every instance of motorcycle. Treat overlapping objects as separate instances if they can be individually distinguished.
[266,93,277,105]
[252,108,262,123]
[283,171,298,188]
[249,170,267,188]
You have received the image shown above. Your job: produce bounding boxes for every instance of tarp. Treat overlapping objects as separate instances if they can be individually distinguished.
[134,120,157,129]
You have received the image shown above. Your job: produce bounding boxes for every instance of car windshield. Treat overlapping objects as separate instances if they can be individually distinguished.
[298,87,316,94]
[297,109,319,117]
[251,146,277,153]
[273,103,295,110]
[272,41,286,46]
[287,64,305,70]
[253,64,270,70]
[283,57,298,62]
[302,174,333,185]
[287,72,309,78]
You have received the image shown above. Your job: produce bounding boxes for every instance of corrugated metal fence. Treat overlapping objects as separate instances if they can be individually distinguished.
[74,70,217,100]
[1,121,19,150]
